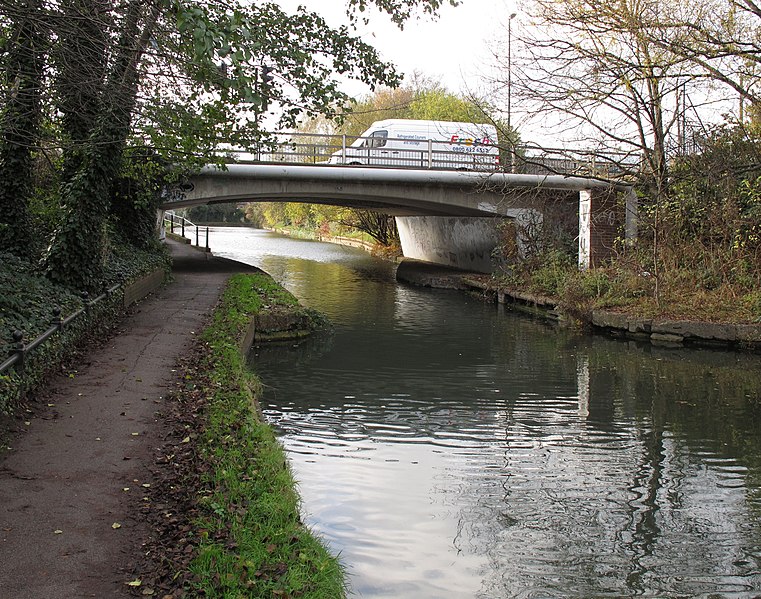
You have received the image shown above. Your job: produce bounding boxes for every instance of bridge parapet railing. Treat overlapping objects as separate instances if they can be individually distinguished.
[515,146,641,179]
[214,132,640,180]
[223,131,502,171]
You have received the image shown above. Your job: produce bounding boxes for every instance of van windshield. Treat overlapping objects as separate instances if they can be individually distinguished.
[366,130,388,148]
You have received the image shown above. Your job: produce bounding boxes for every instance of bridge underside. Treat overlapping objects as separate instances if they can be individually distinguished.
[163,164,593,217]
[173,193,491,217]
[162,164,634,272]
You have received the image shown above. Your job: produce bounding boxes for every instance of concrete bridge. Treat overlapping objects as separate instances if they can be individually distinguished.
[163,163,636,273]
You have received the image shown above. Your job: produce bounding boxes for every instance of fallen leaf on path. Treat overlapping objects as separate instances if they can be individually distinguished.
[53,530,63,534]
[112,522,122,529]
[126,579,142,587]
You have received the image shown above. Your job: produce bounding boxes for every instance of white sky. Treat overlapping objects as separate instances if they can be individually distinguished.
[276,0,515,99]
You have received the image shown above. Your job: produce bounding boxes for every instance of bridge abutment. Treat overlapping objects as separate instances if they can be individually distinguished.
[579,188,634,269]
[396,216,501,273]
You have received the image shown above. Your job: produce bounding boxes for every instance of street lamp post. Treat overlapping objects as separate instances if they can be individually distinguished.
[508,11,517,172]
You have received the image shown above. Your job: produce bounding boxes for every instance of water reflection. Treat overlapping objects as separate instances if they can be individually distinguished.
[213,227,761,598]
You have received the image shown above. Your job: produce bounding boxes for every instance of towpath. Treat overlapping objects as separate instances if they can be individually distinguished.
[0,239,258,598]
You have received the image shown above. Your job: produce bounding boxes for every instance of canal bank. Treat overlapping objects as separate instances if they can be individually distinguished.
[454,275,761,352]
[391,259,761,352]
[274,226,761,352]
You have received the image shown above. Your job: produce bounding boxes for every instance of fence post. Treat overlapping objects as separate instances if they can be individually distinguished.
[170,215,175,234]
[428,139,433,169]
[181,218,185,238]
[195,225,199,246]
[205,227,210,251]
[52,306,63,331]
[12,330,25,375]
[82,291,91,313]
[342,134,347,164]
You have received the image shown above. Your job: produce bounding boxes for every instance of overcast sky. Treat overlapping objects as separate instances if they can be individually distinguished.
[276,0,515,98]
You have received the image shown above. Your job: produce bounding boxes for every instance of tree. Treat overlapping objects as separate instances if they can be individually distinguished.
[491,0,761,301]
[0,0,456,289]
[339,209,399,246]
[186,202,245,224]
[0,0,47,257]
[646,0,761,113]
[339,75,503,137]
[44,0,163,290]
[503,0,700,198]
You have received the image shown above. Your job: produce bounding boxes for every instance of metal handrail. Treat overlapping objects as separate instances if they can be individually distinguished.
[1,283,121,377]
[164,210,210,251]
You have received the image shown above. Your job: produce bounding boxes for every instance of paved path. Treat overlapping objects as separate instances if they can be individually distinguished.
[0,240,259,598]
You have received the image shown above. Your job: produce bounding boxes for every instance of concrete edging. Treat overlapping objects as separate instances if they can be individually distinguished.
[590,311,761,350]
[123,268,168,308]
[461,277,761,352]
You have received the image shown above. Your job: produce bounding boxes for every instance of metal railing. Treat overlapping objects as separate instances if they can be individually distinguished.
[222,131,501,170]
[211,131,641,180]
[164,210,210,250]
[1,284,121,378]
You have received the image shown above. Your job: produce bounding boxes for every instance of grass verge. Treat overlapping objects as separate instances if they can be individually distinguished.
[141,272,344,598]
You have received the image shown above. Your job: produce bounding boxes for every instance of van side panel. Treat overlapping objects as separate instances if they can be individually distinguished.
[330,119,499,169]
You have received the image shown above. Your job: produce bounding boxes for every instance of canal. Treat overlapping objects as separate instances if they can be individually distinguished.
[209,226,761,598]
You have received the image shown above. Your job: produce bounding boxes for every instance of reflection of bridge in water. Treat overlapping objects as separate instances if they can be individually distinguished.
[165,139,637,272]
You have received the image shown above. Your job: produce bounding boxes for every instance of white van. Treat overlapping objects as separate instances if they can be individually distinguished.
[328,119,499,170]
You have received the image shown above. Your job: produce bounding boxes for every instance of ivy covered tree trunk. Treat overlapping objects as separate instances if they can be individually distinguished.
[53,0,109,181]
[44,0,160,290]
[0,0,47,258]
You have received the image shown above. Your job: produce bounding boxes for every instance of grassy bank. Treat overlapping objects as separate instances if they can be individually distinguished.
[145,273,344,598]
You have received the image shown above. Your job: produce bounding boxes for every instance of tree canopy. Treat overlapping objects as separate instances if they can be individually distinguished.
[0,0,456,288]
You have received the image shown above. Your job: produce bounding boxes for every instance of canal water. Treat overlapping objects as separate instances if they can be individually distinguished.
[208,226,761,598]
